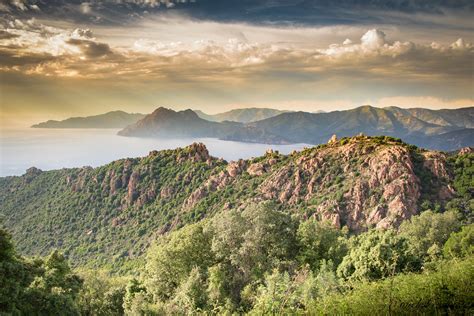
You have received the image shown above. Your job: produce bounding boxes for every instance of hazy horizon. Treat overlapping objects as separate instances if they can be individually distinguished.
[3,103,474,130]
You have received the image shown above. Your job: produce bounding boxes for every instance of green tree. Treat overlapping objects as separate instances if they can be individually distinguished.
[238,204,299,280]
[399,210,461,263]
[210,203,299,308]
[24,250,83,315]
[123,278,160,316]
[297,218,347,270]
[144,221,214,301]
[168,267,208,314]
[0,228,33,314]
[451,153,474,198]
[77,270,126,316]
[443,224,474,259]
[337,229,418,282]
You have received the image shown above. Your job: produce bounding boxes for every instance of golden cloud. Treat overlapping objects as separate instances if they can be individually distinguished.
[0,19,473,85]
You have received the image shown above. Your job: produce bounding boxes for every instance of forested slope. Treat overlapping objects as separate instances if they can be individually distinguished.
[0,136,473,314]
[0,136,471,272]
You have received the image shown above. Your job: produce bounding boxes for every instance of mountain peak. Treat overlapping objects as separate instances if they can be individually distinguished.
[149,107,199,119]
[151,107,174,115]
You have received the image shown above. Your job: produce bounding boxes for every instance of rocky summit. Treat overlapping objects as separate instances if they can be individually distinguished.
[0,136,471,270]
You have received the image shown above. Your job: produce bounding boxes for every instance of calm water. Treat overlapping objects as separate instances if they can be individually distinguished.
[0,128,311,177]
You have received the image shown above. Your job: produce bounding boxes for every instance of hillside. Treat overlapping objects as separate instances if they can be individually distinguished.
[241,105,459,143]
[118,106,474,151]
[118,107,242,138]
[194,107,287,123]
[407,128,474,152]
[0,135,471,272]
[32,111,145,129]
[118,107,286,143]
[404,107,474,128]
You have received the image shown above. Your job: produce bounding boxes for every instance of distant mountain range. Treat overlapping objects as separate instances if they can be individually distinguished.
[193,107,287,123]
[117,107,241,138]
[118,105,474,151]
[31,106,474,151]
[32,111,145,128]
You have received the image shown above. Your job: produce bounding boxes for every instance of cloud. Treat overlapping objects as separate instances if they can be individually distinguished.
[1,0,41,12]
[0,18,472,92]
[0,30,19,40]
[116,0,190,8]
[361,29,386,48]
[11,0,28,11]
[80,2,93,14]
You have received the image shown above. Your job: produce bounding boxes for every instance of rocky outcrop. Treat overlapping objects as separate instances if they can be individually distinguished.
[127,170,140,204]
[327,134,338,144]
[160,186,174,200]
[57,137,461,234]
[182,169,234,209]
[66,167,93,192]
[422,151,451,181]
[253,140,423,231]
[458,147,473,155]
[421,151,455,200]
[226,160,247,177]
[247,162,267,176]
[23,167,42,184]
[135,186,157,208]
[177,143,211,163]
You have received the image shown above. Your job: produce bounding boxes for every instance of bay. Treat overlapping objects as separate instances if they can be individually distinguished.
[0,128,311,176]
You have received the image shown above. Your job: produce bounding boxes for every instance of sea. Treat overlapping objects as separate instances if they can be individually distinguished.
[0,128,311,177]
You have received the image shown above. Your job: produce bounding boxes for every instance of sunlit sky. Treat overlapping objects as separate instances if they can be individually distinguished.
[0,0,473,128]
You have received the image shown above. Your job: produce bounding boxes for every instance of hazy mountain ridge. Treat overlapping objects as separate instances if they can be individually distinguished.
[240,105,470,145]
[194,107,288,123]
[119,106,474,150]
[118,107,229,138]
[0,136,470,271]
[403,107,474,128]
[32,111,145,129]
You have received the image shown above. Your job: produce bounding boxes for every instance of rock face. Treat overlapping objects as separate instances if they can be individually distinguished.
[247,162,267,176]
[177,142,211,163]
[226,160,247,177]
[255,138,424,230]
[328,134,338,144]
[63,143,216,210]
[58,138,459,232]
[172,137,458,231]
[23,167,42,183]
[458,147,473,155]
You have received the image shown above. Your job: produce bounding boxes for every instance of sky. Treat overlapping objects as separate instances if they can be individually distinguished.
[0,0,473,127]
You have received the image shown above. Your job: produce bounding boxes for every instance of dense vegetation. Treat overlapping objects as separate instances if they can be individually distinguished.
[2,206,472,314]
[2,136,464,272]
[0,144,226,271]
[1,138,473,314]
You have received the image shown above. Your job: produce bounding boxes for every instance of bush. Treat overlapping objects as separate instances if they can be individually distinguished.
[311,256,474,315]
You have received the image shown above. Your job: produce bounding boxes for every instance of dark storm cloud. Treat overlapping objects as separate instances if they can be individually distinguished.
[3,0,473,27]
[176,0,474,25]
[66,38,112,58]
